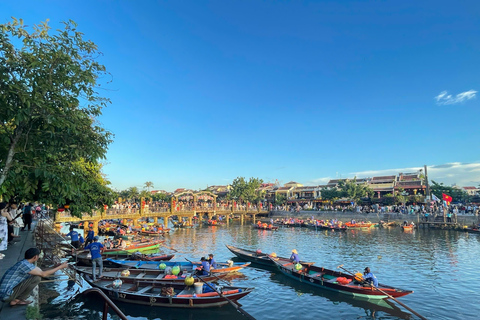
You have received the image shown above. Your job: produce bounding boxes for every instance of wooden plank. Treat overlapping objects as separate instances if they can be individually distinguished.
[135,272,146,279]
[136,286,153,294]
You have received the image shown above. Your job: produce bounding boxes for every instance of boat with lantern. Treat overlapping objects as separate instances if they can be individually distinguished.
[105,259,251,274]
[79,272,254,308]
[269,257,413,299]
[226,245,314,267]
[74,266,223,284]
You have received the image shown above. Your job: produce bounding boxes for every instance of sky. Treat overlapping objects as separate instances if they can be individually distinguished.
[2,1,479,191]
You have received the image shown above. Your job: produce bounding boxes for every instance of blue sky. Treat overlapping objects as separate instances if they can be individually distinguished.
[2,1,479,190]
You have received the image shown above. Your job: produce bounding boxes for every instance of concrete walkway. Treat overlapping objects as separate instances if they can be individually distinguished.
[0,222,37,319]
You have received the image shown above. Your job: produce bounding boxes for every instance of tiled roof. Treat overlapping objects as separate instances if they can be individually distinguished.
[372,175,396,180]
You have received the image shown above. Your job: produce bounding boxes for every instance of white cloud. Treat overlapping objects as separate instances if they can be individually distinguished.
[435,90,477,105]
[308,162,480,187]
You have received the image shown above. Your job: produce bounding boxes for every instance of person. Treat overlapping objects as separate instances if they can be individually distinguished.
[85,236,104,281]
[103,238,112,249]
[85,227,95,246]
[9,203,23,236]
[290,249,300,264]
[0,203,12,251]
[363,267,378,287]
[0,247,68,306]
[199,257,210,275]
[208,253,217,269]
[21,203,33,231]
[64,226,80,250]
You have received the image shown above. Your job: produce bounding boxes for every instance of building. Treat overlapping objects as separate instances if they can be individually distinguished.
[462,186,479,196]
[368,175,396,198]
[394,172,426,195]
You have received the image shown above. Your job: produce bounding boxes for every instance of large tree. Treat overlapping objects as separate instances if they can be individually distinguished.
[228,177,263,203]
[0,18,113,216]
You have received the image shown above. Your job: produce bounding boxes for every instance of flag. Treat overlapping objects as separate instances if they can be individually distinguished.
[432,194,440,202]
[442,193,452,205]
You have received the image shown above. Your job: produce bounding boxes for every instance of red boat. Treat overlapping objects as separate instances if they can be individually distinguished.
[253,224,278,231]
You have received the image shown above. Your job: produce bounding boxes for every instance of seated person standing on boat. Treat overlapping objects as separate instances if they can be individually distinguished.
[85,236,104,281]
[363,267,378,287]
[290,249,300,264]
[208,253,217,269]
[64,226,80,250]
[199,257,211,275]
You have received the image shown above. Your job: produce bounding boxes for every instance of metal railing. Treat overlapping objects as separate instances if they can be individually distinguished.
[83,288,128,320]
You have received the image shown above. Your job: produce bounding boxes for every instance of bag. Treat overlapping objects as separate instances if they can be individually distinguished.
[161,287,175,296]
[202,283,216,293]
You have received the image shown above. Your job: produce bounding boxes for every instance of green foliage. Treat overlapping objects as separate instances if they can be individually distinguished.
[320,187,339,200]
[26,305,42,320]
[321,179,373,202]
[144,181,154,191]
[274,193,287,205]
[430,181,470,203]
[228,177,263,203]
[0,18,113,216]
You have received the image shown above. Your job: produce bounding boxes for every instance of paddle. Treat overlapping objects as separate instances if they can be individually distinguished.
[185,258,255,320]
[337,265,427,320]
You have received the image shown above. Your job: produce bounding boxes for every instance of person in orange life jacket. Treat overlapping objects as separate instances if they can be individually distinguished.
[85,236,104,281]
[363,267,378,287]
[290,249,300,264]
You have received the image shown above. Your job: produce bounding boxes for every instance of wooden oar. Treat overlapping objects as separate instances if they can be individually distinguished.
[337,265,427,320]
[185,258,255,320]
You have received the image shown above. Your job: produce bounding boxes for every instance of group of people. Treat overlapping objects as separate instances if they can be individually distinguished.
[197,254,217,275]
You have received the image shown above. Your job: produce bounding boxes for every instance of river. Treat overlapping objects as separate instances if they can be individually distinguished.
[41,221,480,319]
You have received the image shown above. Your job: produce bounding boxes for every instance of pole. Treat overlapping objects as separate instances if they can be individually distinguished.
[337,265,427,320]
[424,165,430,200]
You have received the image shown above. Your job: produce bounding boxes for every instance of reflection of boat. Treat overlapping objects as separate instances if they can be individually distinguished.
[269,257,413,299]
[269,272,412,319]
[226,245,313,268]
[81,274,254,308]
[106,259,251,274]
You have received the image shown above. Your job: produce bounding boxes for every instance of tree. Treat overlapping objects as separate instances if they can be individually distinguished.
[337,178,373,202]
[144,181,154,192]
[0,18,113,215]
[430,181,470,203]
[127,187,139,202]
[228,177,263,203]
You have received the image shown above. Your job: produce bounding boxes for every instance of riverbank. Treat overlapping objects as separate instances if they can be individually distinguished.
[0,222,39,319]
[268,210,479,227]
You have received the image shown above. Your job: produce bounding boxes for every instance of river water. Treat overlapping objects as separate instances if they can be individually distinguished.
[42,222,480,320]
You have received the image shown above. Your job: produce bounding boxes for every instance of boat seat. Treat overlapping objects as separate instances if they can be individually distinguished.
[135,272,146,279]
[137,286,153,294]
[155,273,165,279]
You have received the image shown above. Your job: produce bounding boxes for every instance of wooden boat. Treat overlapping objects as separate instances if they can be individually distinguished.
[75,251,174,266]
[312,224,347,231]
[269,257,413,299]
[75,266,221,284]
[464,227,480,233]
[80,273,254,308]
[402,225,414,231]
[253,224,279,231]
[106,259,251,274]
[102,240,165,255]
[226,245,313,267]
[138,229,170,237]
[344,222,374,228]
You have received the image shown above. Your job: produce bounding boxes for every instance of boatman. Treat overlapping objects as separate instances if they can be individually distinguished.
[208,253,217,269]
[64,226,80,251]
[85,226,95,246]
[363,267,378,287]
[199,257,211,275]
[290,249,300,264]
[85,236,104,281]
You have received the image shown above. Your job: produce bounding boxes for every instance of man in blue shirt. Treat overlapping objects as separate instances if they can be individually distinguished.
[363,267,378,287]
[0,248,68,306]
[199,257,210,275]
[64,226,80,249]
[85,236,104,281]
[208,253,217,269]
[85,226,95,246]
[290,249,300,264]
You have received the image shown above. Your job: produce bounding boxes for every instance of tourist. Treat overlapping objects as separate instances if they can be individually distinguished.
[85,226,95,246]
[85,236,104,281]
[362,267,378,287]
[103,238,112,249]
[21,203,33,232]
[0,247,68,306]
[290,249,300,264]
[199,256,210,275]
[0,203,13,251]
[208,253,217,269]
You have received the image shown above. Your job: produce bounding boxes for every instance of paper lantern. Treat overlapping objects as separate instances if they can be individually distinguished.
[184,276,194,286]
[159,263,166,270]
[294,263,303,271]
[172,266,180,276]
[121,270,130,277]
[112,279,122,288]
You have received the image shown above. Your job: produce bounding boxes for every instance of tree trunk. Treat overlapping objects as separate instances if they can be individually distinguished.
[0,127,23,187]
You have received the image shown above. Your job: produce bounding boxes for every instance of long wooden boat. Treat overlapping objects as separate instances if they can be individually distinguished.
[226,245,314,267]
[311,224,347,231]
[137,229,170,237]
[75,266,221,284]
[269,257,413,299]
[75,251,174,266]
[102,240,165,255]
[344,222,374,228]
[253,224,279,231]
[464,227,480,233]
[80,273,254,308]
[402,225,414,231]
[106,259,251,274]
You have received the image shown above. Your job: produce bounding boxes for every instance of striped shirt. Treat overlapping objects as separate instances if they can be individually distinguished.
[0,259,36,300]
